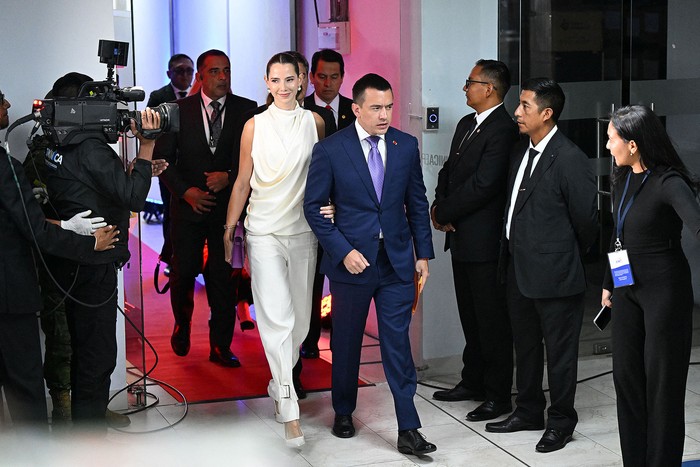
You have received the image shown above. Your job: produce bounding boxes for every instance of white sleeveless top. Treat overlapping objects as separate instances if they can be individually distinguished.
[245,103,319,235]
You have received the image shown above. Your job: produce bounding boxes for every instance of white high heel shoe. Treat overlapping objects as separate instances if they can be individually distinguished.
[285,419,305,448]
[273,400,283,424]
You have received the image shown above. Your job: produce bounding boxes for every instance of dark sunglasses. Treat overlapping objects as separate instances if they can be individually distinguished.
[171,67,194,76]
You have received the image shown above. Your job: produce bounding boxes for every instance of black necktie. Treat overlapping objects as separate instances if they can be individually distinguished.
[178,91,187,98]
[210,101,222,147]
[517,148,539,195]
[466,117,477,139]
[456,117,478,153]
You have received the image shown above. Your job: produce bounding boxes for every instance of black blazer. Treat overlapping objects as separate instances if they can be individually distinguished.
[147,84,178,107]
[156,92,257,223]
[433,105,518,262]
[0,149,95,314]
[304,94,355,132]
[502,129,598,298]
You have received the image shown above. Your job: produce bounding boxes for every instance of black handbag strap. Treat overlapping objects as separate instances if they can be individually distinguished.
[154,260,170,294]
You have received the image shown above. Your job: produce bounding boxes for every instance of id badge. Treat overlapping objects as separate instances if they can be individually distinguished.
[608,250,635,287]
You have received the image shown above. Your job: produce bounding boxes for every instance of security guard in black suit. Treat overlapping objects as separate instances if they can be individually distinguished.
[146,54,194,267]
[156,50,256,366]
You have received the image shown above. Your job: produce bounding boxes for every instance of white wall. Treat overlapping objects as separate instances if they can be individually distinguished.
[133,0,173,111]
[0,0,116,160]
[420,0,500,360]
[172,0,293,106]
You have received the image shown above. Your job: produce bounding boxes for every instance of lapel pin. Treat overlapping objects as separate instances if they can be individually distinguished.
[392,140,398,145]
[341,115,346,119]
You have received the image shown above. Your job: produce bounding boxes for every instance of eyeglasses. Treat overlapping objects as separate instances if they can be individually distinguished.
[171,67,194,76]
[0,90,4,104]
[465,79,494,89]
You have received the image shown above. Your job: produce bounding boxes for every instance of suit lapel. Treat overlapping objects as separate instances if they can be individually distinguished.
[342,127,380,207]
[513,132,561,213]
[383,128,399,206]
[183,95,209,150]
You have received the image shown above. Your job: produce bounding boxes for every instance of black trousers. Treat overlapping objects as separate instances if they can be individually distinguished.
[452,258,512,402]
[302,250,325,350]
[612,250,692,467]
[0,314,47,424]
[329,247,420,431]
[58,262,118,425]
[294,246,325,380]
[169,214,237,348]
[158,179,172,264]
[507,259,583,433]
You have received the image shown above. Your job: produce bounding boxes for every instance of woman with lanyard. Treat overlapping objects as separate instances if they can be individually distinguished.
[602,105,700,466]
[224,52,328,448]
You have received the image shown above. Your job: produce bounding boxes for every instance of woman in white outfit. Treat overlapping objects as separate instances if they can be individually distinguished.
[224,52,326,447]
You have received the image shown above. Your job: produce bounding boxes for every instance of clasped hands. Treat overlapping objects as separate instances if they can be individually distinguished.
[430,206,455,232]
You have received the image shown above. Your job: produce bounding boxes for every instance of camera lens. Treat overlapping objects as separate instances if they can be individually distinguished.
[129,102,180,138]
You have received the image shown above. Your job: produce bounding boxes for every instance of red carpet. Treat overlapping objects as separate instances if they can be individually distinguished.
[124,235,347,403]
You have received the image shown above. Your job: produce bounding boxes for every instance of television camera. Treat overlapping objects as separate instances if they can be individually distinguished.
[31,40,178,146]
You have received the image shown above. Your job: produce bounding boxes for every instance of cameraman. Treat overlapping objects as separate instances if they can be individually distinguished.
[0,89,118,426]
[44,101,165,427]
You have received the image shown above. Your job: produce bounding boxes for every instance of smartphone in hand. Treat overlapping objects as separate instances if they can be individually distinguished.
[594,305,612,331]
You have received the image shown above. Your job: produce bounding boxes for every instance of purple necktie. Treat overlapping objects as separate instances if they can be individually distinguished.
[366,135,384,201]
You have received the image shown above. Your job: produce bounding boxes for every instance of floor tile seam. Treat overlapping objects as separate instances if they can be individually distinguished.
[570,430,623,458]
[298,432,402,467]
[414,391,531,466]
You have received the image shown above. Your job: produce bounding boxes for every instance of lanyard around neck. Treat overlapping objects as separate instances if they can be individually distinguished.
[615,170,650,250]
[200,97,223,146]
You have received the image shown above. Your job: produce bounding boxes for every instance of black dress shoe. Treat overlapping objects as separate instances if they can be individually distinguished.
[485,414,544,433]
[332,414,355,438]
[397,429,437,456]
[466,400,513,422]
[208,346,241,367]
[170,324,190,357]
[432,385,485,402]
[300,345,320,359]
[293,374,307,400]
[536,429,572,453]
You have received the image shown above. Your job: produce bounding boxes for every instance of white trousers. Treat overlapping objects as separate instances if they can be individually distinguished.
[246,231,317,422]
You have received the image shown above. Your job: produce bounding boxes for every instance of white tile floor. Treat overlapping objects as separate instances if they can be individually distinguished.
[4,339,700,466]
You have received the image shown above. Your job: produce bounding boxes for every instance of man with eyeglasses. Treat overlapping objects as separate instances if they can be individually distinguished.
[431,60,519,423]
[156,49,256,366]
[147,54,195,106]
[147,54,195,271]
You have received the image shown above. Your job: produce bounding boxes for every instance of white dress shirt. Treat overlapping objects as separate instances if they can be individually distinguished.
[199,92,227,153]
[315,93,340,126]
[505,125,558,239]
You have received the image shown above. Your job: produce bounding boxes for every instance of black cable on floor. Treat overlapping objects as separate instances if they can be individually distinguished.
[104,303,189,432]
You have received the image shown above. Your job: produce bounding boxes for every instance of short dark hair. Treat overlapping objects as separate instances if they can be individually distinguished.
[283,51,309,74]
[168,53,193,70]
[352,73,392,105]
[196,49,229,71]
[521,77,565,123]
[475,59,511,99]
[610,105,699,191]
[51,72,94,98]
[310,49,345,76]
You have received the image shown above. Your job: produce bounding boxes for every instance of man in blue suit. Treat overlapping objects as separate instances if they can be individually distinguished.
[304,73,436,456]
